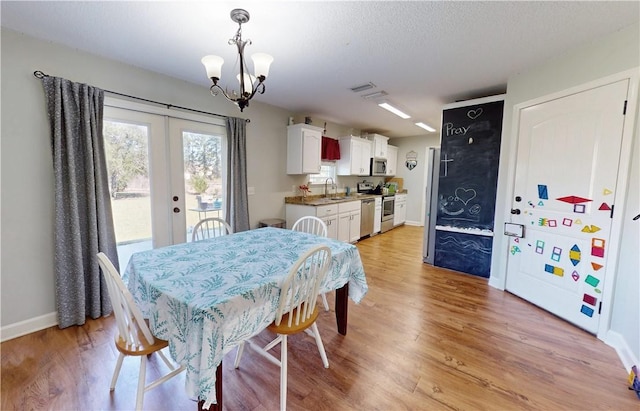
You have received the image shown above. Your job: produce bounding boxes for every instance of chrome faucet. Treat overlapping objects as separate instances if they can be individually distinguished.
[324,177,336,198]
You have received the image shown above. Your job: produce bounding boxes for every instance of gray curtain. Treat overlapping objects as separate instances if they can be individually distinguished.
[41,76,117,328]
[225,117,250,232]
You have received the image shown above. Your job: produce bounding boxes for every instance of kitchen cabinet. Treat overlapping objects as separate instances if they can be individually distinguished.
[386,145,398,176]
[337,136,371,176]
[286,124,323,175]
[393,193,407,226]
[369,134,389,159]
[286,201,363,242]
[373,197,382,234]
[337,201,361,243]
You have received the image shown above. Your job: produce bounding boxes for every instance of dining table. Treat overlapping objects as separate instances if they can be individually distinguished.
[123,227,368,410]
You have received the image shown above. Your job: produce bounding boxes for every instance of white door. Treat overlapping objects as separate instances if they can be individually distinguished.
[169,118,226,243]
[103,105,225,268]
[505,79,630,333]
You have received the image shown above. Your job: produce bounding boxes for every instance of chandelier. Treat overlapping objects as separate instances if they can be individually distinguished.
[201,9,273,112]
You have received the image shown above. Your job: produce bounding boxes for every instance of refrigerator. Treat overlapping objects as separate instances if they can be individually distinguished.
[423,147,440,264]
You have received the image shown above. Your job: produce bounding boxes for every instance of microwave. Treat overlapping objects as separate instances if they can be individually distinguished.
[370,158,387,176]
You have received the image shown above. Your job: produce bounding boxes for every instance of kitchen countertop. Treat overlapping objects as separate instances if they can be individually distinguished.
[285,193,381,206]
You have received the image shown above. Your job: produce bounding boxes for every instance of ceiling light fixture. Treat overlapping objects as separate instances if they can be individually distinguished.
[201,9,273,112]
[415,122,436,132]
[378,101,411,119]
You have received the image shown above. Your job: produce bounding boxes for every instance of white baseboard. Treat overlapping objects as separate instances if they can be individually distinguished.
[1,312,58,342]
[605,329,639,372]
[405,220,423,227]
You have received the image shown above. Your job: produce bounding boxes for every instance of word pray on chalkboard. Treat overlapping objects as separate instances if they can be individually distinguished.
[443,122,470,136]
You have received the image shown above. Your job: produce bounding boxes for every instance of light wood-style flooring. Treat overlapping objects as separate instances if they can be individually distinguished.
[2,225,636,410]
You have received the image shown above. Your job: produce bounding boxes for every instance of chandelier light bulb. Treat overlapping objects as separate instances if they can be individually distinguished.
[251,53,273,78]
[201,55,224,80]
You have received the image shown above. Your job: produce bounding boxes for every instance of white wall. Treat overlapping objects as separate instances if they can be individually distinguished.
[388,135,441,225]
[0,29,346,334]
[488,23,640,367]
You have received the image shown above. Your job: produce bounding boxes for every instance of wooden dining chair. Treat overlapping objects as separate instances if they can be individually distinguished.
[191,217,233,242]
[233,245,332,411]
[291,216,331,311]
[97,252,185,411]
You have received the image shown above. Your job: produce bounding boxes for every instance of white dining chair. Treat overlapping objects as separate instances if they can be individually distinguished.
[291,216,331,311]
[233,245,331,411]
[97,252,185,411]
[191,217,233,242]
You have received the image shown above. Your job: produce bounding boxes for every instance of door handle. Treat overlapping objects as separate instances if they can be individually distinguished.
[511,209,521,215]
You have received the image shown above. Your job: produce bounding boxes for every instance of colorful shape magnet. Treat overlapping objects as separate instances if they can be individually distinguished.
[580,305,594,317]
[545,264,564,277]
[603,188,612,195]
[581,225,601,233]
[557,195,592,204]
[583,294,597,306]
[585,274,600,287]
[571,271,580,281]
[569,245,581,266]
[538,185,549,200]
[591,238,605,258]
[591,262,603,271]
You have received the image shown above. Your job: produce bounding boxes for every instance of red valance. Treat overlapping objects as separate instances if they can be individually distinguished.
[321,136,341,160]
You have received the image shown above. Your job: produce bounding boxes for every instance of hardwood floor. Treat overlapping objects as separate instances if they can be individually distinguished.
[2,225,636,410]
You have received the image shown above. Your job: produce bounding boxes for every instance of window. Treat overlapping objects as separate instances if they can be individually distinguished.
[308,162,337,185]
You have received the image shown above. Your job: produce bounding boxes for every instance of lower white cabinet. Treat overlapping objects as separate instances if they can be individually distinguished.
[285,200,361,242]
[337,201,361,243]
[373,197,382,234]
[393,193,407,226]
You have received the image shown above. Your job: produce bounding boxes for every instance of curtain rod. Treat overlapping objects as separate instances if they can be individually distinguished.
[33,70,250,123]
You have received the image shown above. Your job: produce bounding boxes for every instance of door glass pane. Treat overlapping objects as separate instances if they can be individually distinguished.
[103,120,152,268]
[182,131,224,242]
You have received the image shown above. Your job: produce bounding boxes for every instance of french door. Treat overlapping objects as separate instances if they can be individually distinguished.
[505,78,630,334]
[103,101,226,268]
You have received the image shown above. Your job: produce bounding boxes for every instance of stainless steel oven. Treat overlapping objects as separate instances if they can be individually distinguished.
[381,195,395,233]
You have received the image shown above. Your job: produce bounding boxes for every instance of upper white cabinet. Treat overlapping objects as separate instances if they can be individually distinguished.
[286,124,323,175]
[386,145,398,176]
[369,134,389,159]
[337,136,371,176]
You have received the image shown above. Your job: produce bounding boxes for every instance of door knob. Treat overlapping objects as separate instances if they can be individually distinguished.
[511,209,521,215]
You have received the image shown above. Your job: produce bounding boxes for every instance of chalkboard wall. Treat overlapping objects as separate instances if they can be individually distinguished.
[434,230,493,278]
[434,96,504,278]
[436,99,504,230]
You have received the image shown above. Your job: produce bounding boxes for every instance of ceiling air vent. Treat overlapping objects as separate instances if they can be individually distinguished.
[361,90,388,100]
[350,82,376,93]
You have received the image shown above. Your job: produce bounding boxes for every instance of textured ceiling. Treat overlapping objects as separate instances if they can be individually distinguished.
[2,1,639,137]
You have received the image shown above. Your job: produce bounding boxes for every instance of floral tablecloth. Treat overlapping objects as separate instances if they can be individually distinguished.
[124,227,368,408]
